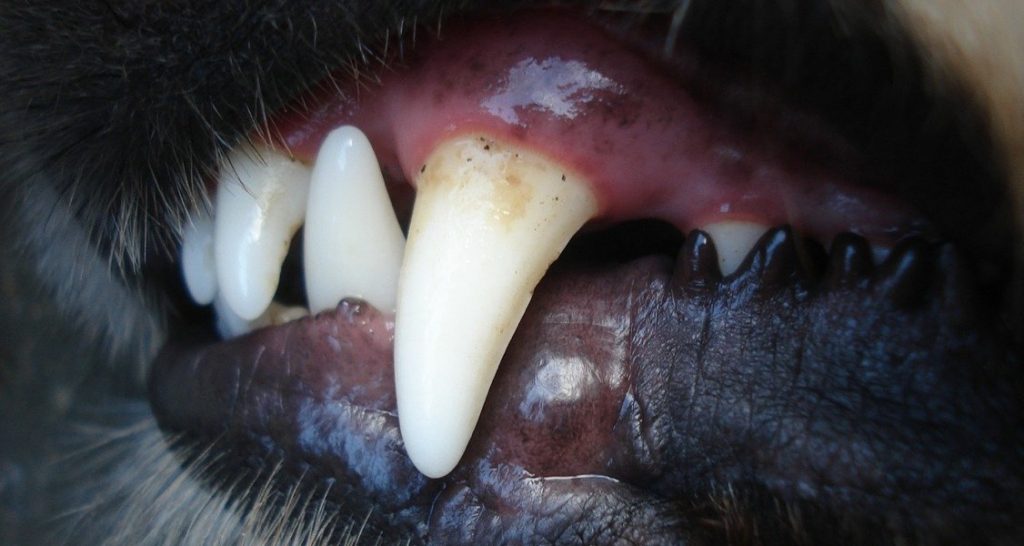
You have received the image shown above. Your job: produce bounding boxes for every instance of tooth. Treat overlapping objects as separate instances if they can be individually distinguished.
[215,294,309,338]
[304,126,406,313]
[214,145,311,320]
[395,135,599,478]
[214,293,253,338]
[181,208,217,305]
[265,303,310,325]
[701,220,770,276]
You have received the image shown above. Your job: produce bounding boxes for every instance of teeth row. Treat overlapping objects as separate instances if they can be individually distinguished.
[180,127,885,481]
[181,126,405,336]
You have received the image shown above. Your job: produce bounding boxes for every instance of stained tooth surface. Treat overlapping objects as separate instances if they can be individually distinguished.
[181,208,217,305]
[304,126,405,313]
[214,145,311,320]
[701,220,770,276]
[395,135,599,478]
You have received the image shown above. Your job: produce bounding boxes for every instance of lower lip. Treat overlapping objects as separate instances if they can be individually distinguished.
[266,10,925,245]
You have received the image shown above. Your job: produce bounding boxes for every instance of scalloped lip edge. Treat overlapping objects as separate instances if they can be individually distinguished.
[150,227,1015,541]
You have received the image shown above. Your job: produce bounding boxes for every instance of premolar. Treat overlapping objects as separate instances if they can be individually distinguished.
[304,126,406,314]
[214,145,311,320]
[701,220,771,276]
[394,135,599,478]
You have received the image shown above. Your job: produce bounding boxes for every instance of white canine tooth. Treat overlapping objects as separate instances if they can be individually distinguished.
[395,135,599,478]
[304,126,405,313]
[181,208,217,305]
[214,145,311,320]
[701,220,770,276]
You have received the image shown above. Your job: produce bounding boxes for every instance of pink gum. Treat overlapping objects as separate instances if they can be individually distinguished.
[269,11,922,243]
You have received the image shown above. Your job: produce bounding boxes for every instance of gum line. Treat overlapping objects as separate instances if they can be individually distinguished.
[268,11,926,244]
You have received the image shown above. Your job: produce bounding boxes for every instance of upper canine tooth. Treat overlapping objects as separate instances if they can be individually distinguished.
[181,208,217,305]
[304,126,405,313]
[395,135,599,478]
[701,220,770,276]
[214,145,311,321]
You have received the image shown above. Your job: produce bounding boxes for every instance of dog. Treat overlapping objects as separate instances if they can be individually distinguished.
[1,1,1021,543]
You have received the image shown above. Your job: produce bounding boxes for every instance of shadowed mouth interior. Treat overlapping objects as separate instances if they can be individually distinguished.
[149,7,1022,543]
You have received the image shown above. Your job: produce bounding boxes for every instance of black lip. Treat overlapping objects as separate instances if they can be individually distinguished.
[594,3,1016,304]
[151,226,1023,542]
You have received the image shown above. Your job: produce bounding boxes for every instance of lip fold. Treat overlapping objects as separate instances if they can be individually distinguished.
[150,257,694,541]
[151,231,1021,541]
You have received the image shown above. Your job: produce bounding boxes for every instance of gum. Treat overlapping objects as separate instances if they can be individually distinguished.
[268,11,925,244]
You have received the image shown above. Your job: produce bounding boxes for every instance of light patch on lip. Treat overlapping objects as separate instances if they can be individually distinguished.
[481,57,624,125]
[520,355,601,411]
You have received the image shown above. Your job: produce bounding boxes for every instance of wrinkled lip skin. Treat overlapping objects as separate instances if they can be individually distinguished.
[152,226,1021,542]
[148,8,1023,545]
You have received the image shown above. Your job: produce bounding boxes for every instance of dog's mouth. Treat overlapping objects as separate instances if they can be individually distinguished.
[148,7,1022,543]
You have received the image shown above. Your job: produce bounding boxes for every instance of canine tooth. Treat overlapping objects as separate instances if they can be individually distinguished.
[701,220,770,276]
[214,145,311,320]
[181,209,217,305]
[304,126,405,313]
[395,135,599,478]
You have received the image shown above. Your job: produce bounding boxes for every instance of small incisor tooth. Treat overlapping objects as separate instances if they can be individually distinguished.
[181,208,217,305]
[214,145,311,321]
[395,135,598,478]
[304,126,405,314]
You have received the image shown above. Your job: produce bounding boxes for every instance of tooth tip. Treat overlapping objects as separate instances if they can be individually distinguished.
[400,417,466,478]
[396,349,484,478]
